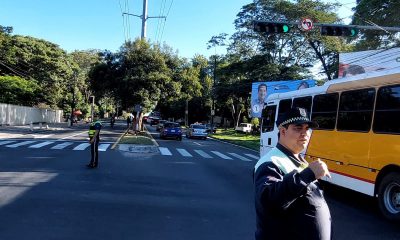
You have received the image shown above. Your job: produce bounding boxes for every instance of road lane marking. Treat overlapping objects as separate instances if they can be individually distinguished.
[6,141,36,148]
[29,141,55,148]
[51,142,73,149]
[194,150,213,158]
[211,151,233,160]
[0,140,16,146]
[73,143,91,150]
[176,148,193,157]
[98,144,110,152]
[159,147,172,155]
[228,152,252,162]
[245,154,259,160]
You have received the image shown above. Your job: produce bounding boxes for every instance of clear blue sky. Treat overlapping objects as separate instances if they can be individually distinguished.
[0,0,252,58]
[0,0,354,59]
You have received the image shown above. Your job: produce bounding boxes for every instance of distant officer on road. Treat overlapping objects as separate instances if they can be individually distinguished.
[254,107,332,240]
[87,117,102,169]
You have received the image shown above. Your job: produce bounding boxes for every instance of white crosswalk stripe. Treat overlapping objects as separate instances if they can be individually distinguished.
[29,141,55,148]
[211,151,233,160]
[159,147,172,155]
[245,153,259,160]
[0,140,256,161]
[98,144,110,152]
[73,143,91,150]
[194,150,213,158]
[0,140,16,146]
[6,141,36,148]
[176,148,193,157]
[51,142,73,149]
[228,152,252,162]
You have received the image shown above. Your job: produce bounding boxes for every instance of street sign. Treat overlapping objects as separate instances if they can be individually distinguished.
[300,18,313,31]
[134,104,142,112]
[211,109,215,116]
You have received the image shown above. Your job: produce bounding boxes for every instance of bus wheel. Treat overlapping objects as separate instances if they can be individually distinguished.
[378,172,400,220]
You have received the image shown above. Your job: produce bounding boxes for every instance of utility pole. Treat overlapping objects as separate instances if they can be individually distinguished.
[211,56,216,127]
[123,0,166,39]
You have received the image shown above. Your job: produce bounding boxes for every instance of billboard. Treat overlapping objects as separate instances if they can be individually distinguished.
[251,80,316,118]
[339,47,400,78]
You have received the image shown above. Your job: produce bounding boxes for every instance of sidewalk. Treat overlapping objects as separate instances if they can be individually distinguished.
[0,122,82,134]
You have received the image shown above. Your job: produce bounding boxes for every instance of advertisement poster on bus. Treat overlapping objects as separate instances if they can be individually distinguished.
[251,80,316,118]
[338,47,400,78]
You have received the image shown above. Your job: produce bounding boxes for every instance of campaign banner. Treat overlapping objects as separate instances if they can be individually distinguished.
[339,47,400,78]
[251,80,316,118]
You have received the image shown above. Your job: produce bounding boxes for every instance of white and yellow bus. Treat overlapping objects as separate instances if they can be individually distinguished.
[260,68,400,220]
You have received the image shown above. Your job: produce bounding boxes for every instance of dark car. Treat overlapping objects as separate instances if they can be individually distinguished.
[150,117,160,126]
[160,122,182,141]
[156,120,167,131]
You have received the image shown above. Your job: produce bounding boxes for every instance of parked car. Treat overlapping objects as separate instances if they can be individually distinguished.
[160,122,182,141]
[156,120,167,131]
[205,124,217,133]
[186,124,208,140]
[150,117,160,126]
[235,123,252,133]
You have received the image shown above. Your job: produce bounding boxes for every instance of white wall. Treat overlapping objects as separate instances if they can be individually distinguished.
[0,103,63,126]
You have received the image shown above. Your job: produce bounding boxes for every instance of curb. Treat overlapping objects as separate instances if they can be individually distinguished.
[111,125,159,153]
[144,124,159,147]
[207,135,259,154]
[111,128,129,150]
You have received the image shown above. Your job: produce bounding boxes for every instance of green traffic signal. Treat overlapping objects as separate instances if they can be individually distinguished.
[253,21,290,34]
[320,25,358,37]
[350,28,358,36]
[282,25,289,33]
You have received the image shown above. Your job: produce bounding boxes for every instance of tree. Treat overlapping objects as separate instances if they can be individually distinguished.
[230,0,350,80]
[352,0,400,50]
[0,33,72,108]
[0,75,39,105]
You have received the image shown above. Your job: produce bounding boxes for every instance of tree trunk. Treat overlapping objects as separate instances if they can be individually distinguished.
[308,40,332,80]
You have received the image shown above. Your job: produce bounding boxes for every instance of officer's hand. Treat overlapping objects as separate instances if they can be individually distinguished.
[308,159,331,179]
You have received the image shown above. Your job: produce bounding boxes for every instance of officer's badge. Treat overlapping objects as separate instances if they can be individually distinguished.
[299,108,307,117]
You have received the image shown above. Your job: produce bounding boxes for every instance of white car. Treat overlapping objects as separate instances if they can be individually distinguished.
[235,123,252,133]
[186,124,208,140]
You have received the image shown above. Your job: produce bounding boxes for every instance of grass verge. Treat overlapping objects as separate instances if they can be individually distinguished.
[211,128,260,151]
[119,131,155,145]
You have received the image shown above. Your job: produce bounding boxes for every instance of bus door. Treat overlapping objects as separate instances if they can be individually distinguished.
[260,99,292,157]
[261,104,276,156]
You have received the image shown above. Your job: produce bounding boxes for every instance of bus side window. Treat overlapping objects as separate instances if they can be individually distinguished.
[293,96,312,113]
[373,85,400,134]
[337,88,375,132]
[277,99,292,122]
[261,105,277,132]
[312,93,339,130]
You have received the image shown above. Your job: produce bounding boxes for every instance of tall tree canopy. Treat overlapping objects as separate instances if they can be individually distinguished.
[352,0,400,50]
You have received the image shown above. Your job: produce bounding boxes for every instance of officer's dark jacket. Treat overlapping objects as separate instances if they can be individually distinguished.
[253,143,331,240]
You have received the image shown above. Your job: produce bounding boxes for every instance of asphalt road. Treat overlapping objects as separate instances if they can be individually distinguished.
[0,122,398,239]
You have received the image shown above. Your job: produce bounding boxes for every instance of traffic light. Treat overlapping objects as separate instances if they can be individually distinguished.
[89,96,95,104]
[253,21,290,34]
[320,25,358,37]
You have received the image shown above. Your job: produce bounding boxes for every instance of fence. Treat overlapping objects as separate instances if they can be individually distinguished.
[0,103,63,126]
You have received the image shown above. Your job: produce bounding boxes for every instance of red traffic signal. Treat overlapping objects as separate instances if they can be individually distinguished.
[253,21,290,34]
[320,25,358,37]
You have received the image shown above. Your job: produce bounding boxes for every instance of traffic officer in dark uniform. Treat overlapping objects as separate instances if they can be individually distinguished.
[87,117,102,169]
[254,107,332,240]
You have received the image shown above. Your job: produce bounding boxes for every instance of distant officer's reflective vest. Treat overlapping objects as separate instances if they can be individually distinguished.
[88,121,102,138]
